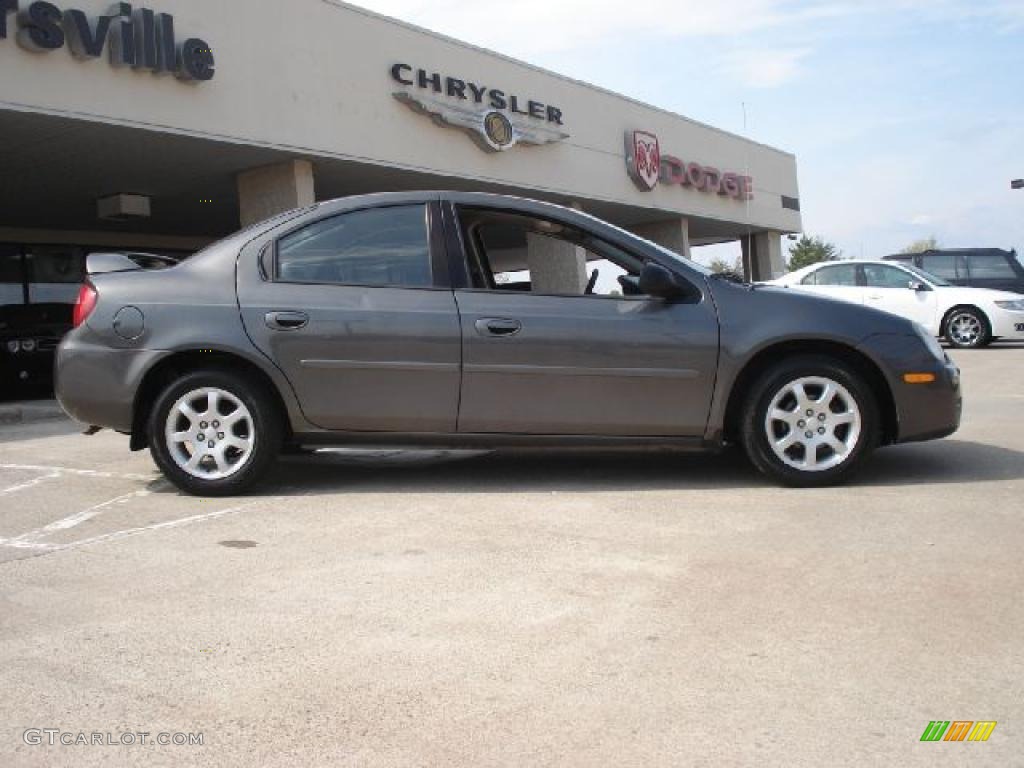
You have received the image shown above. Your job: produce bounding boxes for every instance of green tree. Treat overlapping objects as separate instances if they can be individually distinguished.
[787,235,841,272]
[901,236,940,254]
[708,256,734,274]
[706,254,745,277]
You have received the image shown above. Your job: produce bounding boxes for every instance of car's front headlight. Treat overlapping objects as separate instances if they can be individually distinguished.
[913,322,945,361]
[994,299,1024,312]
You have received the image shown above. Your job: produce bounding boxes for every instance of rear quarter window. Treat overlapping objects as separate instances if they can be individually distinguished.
[967,254,1016,279]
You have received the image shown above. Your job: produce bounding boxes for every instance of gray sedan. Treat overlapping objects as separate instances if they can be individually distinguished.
[56,192,961,495]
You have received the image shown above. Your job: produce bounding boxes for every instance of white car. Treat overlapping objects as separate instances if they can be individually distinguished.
[769,260,1024,349]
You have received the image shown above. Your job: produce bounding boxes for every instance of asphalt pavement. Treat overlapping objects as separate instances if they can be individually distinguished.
[1,346,1022,766]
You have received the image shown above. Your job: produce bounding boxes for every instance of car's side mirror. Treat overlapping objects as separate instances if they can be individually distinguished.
[909,280,930,292]
[638,263,686,300]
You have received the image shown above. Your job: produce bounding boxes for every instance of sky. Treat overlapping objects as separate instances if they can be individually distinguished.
[347,0,1024,266]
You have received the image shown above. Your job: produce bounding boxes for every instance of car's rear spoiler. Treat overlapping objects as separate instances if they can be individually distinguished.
[86,252,143,275]
[86,251,177,275]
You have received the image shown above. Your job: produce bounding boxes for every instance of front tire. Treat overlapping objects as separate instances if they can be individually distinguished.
[741,356,880,487]
[149,370,281,496]
[944,307,991,349]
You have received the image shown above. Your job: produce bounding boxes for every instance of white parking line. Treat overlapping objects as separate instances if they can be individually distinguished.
[54,500,260,552]
[0,461,292,557]
[0,463,154,482]
[1,470,61,495]
[0,537,59,551]
[12,490,151,545]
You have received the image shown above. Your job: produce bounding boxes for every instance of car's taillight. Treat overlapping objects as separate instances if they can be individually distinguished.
[72,282,98,328]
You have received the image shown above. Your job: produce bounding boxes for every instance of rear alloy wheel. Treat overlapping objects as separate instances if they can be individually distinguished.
[741,357,879,487]
[149,370,280,496]
[944,308,991,349]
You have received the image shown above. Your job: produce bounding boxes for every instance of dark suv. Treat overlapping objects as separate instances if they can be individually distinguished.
[884,248,1024,294]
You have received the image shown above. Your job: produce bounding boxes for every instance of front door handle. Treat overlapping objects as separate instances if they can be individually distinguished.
[265,311,309,331]
[475,318,522,337]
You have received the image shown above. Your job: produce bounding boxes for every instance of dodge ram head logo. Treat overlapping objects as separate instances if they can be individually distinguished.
[625,129,755,200]
[626,131,661,190]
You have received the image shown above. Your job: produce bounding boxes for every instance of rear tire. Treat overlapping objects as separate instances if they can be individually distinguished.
[741,356,880,487]
[149,369,281,496]
[944,307,991,349]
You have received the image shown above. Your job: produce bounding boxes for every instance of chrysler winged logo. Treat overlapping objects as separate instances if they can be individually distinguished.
[626,130,661,190]
[393,91,570,153]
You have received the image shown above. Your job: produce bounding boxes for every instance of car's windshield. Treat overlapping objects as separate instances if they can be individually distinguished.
[901,263,952,287]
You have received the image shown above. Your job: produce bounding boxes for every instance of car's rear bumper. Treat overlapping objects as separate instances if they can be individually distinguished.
[55,332,166,432]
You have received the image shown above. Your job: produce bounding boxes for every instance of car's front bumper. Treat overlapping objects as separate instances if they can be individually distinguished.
[859,334,961,444]
[990,309,1024,340]
[894,359,962,443]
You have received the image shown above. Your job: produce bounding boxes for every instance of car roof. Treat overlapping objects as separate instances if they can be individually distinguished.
[802,259,915,267]
[883,248,1015,259]
[314,190,581,217]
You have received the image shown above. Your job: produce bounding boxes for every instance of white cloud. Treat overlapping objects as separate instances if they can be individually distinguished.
[721,47,811,88]
[342,0,1024,59]
[888,0,1024,31]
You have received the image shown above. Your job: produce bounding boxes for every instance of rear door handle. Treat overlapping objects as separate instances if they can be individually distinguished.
[475,318,522,337]
[265,311,309,331]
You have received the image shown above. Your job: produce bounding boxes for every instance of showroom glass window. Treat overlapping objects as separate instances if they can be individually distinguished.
[0,245,23,306]
[25,246,86,304]
[276,206,432,287]
[863,264,913,288]
[803,264,858,286]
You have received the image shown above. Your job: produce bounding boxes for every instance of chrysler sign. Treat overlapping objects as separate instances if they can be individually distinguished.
[626,130,753,200]
[391,63,569,153]
[0,1,215,81]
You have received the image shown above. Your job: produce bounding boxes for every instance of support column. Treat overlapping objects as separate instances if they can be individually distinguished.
[237,159,316,228]
[741,231,786,281]
[526,232,587,294]
[628,217,691,260]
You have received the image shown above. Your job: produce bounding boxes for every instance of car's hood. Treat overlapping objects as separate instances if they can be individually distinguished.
[709,280,920,341]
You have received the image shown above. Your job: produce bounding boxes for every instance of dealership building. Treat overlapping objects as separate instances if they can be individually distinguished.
[0,0,801,305]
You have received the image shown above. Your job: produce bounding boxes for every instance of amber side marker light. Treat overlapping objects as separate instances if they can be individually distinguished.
[903,373,937,384]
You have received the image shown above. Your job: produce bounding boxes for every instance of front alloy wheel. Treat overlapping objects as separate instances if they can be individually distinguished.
[764,377,862,472]
[742,356,879,487]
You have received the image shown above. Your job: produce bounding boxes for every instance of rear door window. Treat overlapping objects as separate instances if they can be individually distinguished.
[804,263,859,286]
[276,205,432,288]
